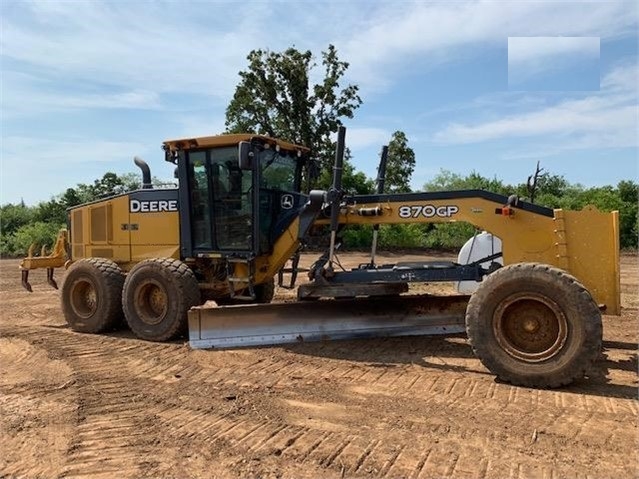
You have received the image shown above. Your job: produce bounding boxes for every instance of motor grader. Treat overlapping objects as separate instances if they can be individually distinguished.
[21,127,620,388]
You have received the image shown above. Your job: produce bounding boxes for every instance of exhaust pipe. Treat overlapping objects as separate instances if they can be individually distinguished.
[134,156,152,189]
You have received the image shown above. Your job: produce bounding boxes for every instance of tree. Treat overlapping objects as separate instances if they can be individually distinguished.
[317,148,374,195]
[90,172,126,198]
[34,198,66,225]
[225,45,362,181]
[0,202,34,236]
[385,131,415,193]
[424,169,510,195]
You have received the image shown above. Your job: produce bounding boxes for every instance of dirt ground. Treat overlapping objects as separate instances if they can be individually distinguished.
[1,252,637,479]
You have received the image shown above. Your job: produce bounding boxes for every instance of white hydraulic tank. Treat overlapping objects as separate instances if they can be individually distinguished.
[456,232,503,293]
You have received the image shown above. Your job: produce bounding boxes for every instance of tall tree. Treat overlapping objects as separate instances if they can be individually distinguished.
[385,131,415,193]
[318,148,374,195]
[225,45,362,179]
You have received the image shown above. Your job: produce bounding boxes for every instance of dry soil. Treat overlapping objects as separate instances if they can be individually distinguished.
[1,252,637,478]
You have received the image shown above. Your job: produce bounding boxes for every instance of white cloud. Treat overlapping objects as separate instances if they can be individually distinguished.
[1,136,148,164]
[0,136,154,204]
[0,1,637,203]
[602,60,639,92]
[0,2,272,101]
[432,63,638,150]
[339,127,391,150]
[2,1,636,105]
[339,1,635,90]
[508,37,600,66]
[170,114,228,139]
[1,72,162,118]
[507,37,600,86]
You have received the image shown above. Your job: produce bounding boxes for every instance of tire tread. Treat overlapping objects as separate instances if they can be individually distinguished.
[123,258,201,342]
[466,262,602,388]
[61,258,125,333]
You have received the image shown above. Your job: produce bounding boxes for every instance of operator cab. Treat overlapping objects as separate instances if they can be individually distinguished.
[164,134,310,259]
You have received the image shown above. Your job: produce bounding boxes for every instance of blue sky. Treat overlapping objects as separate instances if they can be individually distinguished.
[1,0,637,205]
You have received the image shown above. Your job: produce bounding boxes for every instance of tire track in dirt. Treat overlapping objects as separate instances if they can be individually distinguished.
[0,337,77,479]
[1,311,636,479]
[18,326,486,478]
[1,326,178,478]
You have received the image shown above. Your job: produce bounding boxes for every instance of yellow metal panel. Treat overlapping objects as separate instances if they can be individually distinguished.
[561,206,620,315]
[106,195,132,263]
[69,205,90,260]
[163,134,309,154]
[90,204,108,243]
[252,217,301,284]
[130,245,180,261]
[129,209,180,262]
[311,197,619,314]
[69,196,131,263]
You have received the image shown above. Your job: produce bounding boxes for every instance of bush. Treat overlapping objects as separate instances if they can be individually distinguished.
[3,222,63,257]
[341,225,374,248]
[341,224,428,250]
[423,223,476,249]
[379,224,427,249]
[341,223,479,251]
[1,203,35,235]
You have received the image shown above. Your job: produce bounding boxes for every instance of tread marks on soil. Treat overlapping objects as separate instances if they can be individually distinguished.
[2,309,637,479]
[2,327,170,478]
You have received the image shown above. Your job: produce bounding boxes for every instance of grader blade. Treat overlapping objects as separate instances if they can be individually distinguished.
[188,294,470,349]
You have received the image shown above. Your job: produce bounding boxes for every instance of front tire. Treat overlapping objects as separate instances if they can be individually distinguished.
[61,258,125,333]
[123,258,201,342]
[216,277,276,305]
[253,277,275,303]
[465,263,602,388]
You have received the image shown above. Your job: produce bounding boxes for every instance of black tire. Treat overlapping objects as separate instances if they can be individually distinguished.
[122,258,201,342]
[466,263,602,388]
[217,277,276,305]
[253,277,275,303]
[61,258,125,333]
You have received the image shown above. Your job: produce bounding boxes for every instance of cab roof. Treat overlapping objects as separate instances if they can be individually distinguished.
[162,134,310,154]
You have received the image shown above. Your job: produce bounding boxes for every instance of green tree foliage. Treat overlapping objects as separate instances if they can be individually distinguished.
[421,169,638,250]
[385,131,416,193]
[317,148,375,195]
[0,172,143,257]
[7,222,63,255]
[0,203,34,236]
[424,169,510,195]
[0,163,636,256]
[225,45,362,180]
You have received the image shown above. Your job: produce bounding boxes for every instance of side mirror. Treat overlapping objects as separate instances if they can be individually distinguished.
[238,141,254,170]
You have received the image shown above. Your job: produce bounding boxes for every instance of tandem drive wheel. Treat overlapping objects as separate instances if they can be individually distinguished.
[465,263,602,388]
[122,258,201,342]
[61,258,125,333]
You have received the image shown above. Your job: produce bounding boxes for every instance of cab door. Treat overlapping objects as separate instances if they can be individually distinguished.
[185,147,254,256]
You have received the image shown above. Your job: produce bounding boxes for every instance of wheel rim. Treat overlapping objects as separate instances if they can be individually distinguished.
[493,293,568,363]
[70,278,98,318]
[134,280,168,325]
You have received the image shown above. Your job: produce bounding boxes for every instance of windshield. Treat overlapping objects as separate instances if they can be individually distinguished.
[259,149,298,192]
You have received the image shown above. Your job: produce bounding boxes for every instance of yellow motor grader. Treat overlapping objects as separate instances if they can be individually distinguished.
[21,127,620,388]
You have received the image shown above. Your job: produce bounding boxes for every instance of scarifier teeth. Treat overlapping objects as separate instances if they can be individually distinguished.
[47,268,58,289]
[21,270,33,293]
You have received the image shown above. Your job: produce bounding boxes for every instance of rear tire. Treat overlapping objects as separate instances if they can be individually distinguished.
[61,258,125,333]
[123,258,201,342]
[466,263,602,388]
